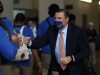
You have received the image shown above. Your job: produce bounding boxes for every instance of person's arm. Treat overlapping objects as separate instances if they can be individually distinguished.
[2,18,15,35]
[32,49,43,72]
[72,30,90,62]
[0,26,18,60]
[28,26,50,49]
[25,27,43,72]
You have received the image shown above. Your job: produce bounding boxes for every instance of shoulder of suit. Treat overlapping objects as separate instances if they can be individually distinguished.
[70,23,82,29]
[69,24,84,33]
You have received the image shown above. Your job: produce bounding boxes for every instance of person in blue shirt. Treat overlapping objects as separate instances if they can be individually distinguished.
[2,18,15,35]
[13,13,42,75]
[13,13,33,75]
[1,17,19,75]
[0,26,18,75]
[0,1,18,75]
[37,3,60,75]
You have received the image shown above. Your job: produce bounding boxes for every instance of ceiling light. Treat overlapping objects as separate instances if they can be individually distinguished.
[99,1,100,5]
[80,0,92,3]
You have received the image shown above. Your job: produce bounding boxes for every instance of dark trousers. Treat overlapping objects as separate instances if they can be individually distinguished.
[47,65,71,75]
[58,67,71,75]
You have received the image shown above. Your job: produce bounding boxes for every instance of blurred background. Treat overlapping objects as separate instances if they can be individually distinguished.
[1,0,100,74]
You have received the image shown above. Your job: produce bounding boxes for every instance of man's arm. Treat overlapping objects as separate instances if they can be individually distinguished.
[0,26,18,60]
[28,27,50,49]
[72,30,90,62]
[32,49,43,72]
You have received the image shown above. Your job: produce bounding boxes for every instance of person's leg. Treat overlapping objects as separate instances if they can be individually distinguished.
[47,68,52,75]
[58,68,71,75]
[12,66,21,75]
[30,54,34,66]
[1,65,13,75]
[91,42,96,65]
[52,71,59,75]
[41,54,51,75]
[89,42,96,65]
[21,66,33,75]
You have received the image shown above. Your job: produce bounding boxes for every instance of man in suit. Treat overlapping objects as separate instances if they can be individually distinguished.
[27,9,90,75]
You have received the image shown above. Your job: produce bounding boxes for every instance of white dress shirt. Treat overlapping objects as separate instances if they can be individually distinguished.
[55,26,68,63]
[30,26,37,38]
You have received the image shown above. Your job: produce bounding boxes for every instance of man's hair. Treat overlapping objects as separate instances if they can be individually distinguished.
[14,13,26,23]
[48,3,60,17]
[55,9,69,18]
[68,14,76,23]
[28,17,35,22]
[69,14,76,21]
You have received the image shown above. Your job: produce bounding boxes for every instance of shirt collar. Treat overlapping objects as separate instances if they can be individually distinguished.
[59,25,68,34]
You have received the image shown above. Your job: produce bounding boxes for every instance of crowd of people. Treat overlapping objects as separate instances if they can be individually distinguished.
[0,1,97,75]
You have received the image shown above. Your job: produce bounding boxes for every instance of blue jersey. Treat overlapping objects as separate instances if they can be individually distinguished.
[37,17,55,54]
[13,25,34,66]
[2,18,15,35]
[0,18,18,64]
[0,26,18,75]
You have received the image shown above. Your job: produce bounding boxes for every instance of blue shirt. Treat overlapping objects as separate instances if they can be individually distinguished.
[0,18,18,64]
[13,25,34,66]
[0,26,18,75]
[2,18,15,35]
[55,26,68,63]
[37,17,55,54]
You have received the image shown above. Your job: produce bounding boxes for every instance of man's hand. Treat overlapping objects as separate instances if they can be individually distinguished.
[36,62,43,73]
[23,37,30,45]
[61,56,72,65]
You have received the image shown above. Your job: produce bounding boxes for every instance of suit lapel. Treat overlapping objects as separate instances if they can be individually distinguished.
[53,28,59,50]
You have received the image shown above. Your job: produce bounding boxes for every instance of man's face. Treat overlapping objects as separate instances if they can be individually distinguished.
[28,21,35,27]
[54,12,69,27]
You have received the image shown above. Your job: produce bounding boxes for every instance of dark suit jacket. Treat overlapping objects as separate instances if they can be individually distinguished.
[30,23,90,75]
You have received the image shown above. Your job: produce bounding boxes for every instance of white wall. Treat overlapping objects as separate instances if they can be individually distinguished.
[13,0,39,19]
[1,0,13,21]
[64,0,99,32]
[39,0,64,23]
[14,0,33,9]
[32,0,38,9]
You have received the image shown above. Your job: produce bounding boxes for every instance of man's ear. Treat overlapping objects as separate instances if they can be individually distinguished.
[66,17,69,23]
